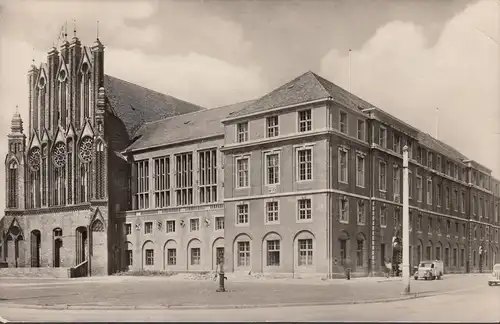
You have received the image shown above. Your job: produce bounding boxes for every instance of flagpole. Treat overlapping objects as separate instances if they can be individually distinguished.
[348,49,352,108]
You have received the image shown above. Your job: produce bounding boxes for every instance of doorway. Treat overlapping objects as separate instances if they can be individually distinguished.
[30,230,41,267]
[54,239,62,267]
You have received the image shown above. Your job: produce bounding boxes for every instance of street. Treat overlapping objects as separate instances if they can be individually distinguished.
[0,274,498,322]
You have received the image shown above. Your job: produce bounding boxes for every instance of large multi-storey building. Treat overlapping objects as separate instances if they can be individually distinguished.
[1,37,499,278]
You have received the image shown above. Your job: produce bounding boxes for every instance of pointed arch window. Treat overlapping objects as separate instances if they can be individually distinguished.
[80,62,91,126]
[52,142,66,206]
[28,147,41,208]
[79,136,93,203]
[41,144,48,207]
[38,77,46,130]
[8,161,18,208]
[95,141,105,199]
[67,138,73,205]
[58,69,67,126]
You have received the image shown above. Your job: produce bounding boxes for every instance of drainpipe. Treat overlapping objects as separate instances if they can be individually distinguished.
[368,115,376,276]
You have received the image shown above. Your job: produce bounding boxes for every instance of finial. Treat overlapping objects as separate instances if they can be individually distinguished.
[64,21,68,41]
[32,47,35,65]
[73,19,76,37]
[96,20,99,40]
[15,105,18,113]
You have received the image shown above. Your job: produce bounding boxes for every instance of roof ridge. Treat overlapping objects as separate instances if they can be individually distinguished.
[105,74,206,110]
[308,71,332,95]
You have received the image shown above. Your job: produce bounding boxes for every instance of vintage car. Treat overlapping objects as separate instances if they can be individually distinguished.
[414,260,444,280]
[488,264,500,286]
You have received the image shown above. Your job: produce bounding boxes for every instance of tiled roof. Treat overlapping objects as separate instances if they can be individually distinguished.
[417,132,469,162]
[124,100,255,153]
[104,75,205,138]
[229,71,373,118]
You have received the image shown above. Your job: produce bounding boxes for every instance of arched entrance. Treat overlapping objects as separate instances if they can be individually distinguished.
[30,230,41,267]
[75,226,88,265]
[53,228,63,268]
[90,219,106,276]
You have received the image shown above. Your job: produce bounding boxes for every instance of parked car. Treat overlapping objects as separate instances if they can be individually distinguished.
[414,260,444,280]
[488,263,500,286]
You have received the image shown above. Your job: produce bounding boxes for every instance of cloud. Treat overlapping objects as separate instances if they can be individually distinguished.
[320,0,499,176]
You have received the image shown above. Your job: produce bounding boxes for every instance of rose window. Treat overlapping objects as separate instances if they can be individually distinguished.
[28,147,41,171]
[79,137,94,163]
[53,142,66,168]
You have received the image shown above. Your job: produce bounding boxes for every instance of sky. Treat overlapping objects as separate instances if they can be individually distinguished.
[0,0,498,214]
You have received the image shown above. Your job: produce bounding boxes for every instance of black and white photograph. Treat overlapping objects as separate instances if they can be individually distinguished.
[0,0,499,322]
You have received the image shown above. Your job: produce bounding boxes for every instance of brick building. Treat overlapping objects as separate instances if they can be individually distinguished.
[1,38,499,278]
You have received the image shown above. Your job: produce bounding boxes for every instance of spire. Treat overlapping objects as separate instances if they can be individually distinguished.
[10,108,24,134]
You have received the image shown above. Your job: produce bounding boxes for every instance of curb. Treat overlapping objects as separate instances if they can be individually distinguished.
[0,292,436,311]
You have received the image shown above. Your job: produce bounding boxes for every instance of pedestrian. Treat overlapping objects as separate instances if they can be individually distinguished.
[384,258,392,278]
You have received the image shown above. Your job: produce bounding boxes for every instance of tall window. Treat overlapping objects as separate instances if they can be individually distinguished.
[236,204,249,225]
[380,205,387,227]
[154,156,170,208]
[339,111,348,133]
[66,139,73,204]
[58,73,67,125]
[472,195,477,216]
[427,152,433,168]
[437,155,442,172]
[393,165,400,202]
[393,133,401,154]
[28,147,41,208]
[379,160,387,191]
[266,201,279,223]
[436,184,442,207]
[145,249,154,266]
[356,239,364,267]
[41,144,48,206]
[79,137,93,203]
[267,240,280,266]
[338,147,348,183]
[237,122,248,142]
[167,249,176,265]
[7,161,18,208]
[357,119,365,141]
[175,152,193,206]
[379,126,387,148]
[190,248,201,265]
[236,157,249,188]
[135,160,149,209]
[339,198,349,223]
[357,201,365,225]
[52,142,66,206]
[94,141,105,199]
[199,149,217,203]
[298,109,312,132]
[416,175,423,202]
[426,178,433,205]
[266,115,279,137]
[298,239,313,266]
[298,198,312,220]
[408,170,413,199]
[453,189,458,211]
[445,187,450,209]
[265,152,280,185]
[356,153,365,187]
[297,148,312,181]
[80,63,91,124]
[237,241,250,267]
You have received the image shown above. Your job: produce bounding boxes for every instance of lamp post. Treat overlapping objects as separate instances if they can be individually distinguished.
[402,145,411,294]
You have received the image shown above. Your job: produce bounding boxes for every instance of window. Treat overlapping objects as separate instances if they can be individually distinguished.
[265,152,280,185]
[460,249,465,267]
[216,247,224,265]
[426,245,431,260]
[175,152,193,206]
[379,126,387,148]
[297,148,312,181]
[393,165,400,202]
[445,187,450,209]
[427,152,433,169]
[266,201,279,223]
[135,160,149,210]
[417,214,422,231]
[437,156,442,172]
[190,248,201,265]
[298,109,312,132]
[338,148,348,183]
[154,156,170,208]
[298,239,313,266]
[340,239,347,265]
[356,153,365,187]
[380,205,387,227]
[8,161,18,208]
[479,198,483,217]
[237,122,248,142]
[356,239,364,267]
[145,249,154,266]
[339,198,349,223]
[167,249,176,265]
[426,178,433,205]
[453,189,458,211]
[215,216,224,231]
[436,246,441,261]
[394,209,401,229]
[357,201,365,225]
[339,111,348,133]
[472,195,477,216]
[461,191,466,213]
[406,139,413,159]
[125,223,132,235]
[393,133,401,154]
[408,170,413,199]
[126,250,133,266]
[445,248,449,267]
[462,223,466,237]
[199,149,217,204]
[357,119,365,141]
[454,164,459,179]
[416,147,422,164]
[436,184,441,207]
[446,220,451,234]
[166,220,175,233]
[495,203,499,222]
[298,198,312,221]
[190,218,200,232]
[144,222,153,234]
[267,240,280,266]
[237,204,249,224]
[236,157,249,188]
[416,175,423,202]
[266,115,279,138]
[237,241,250,267]
[428,217,433,233]
[379,161,387,191]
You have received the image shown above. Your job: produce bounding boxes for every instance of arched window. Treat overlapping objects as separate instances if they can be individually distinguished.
[41,144,48,206]
[58,70,67,126]
[80,63,91,125]
[66,138,73,204]
[28,147,41,208]
[95,141,105,199]
[8,161,18,208]
[38,77,46,130]
[79,136,93,203]
[52,142,66,206]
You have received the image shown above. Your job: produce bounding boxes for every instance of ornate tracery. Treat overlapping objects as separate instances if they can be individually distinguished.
[52,142,66,206]
[79,136,93,202]
[28,147,41,208]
